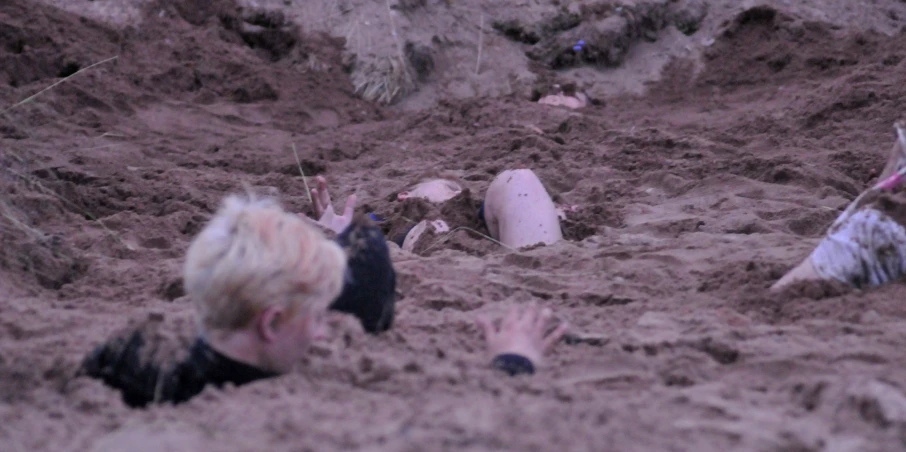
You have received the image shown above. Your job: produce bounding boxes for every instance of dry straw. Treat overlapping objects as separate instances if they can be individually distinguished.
[1,55,133,250]
[1,55,118,115]
[475,14,484,75]
[422,226,515,254]
[291,142,314,204]
[346,1,415,104]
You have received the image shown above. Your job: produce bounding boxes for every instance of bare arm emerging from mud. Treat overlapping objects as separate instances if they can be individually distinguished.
[312,179,569,376]
[481,169,564,249]
[81,194,347,407]
[772,121,906,290]
[311,176,357,234]
[478,304,569,376]
[82,192,397,407]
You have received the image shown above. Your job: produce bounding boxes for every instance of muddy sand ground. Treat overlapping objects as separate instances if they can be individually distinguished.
[3,0,906,450]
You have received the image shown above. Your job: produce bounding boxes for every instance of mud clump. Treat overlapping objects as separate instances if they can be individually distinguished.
[219,8,299,62]
[498,0,708,70]
[0,233,86,291]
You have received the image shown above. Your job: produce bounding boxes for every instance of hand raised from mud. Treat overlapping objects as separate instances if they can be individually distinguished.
[477,304,568,366]
[311,176,357,234]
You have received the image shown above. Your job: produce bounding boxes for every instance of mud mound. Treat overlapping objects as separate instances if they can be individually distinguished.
[513,0,709,70]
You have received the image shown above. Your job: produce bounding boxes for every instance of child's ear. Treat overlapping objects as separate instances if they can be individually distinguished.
[397,191,409,200]
[257,306,283,342]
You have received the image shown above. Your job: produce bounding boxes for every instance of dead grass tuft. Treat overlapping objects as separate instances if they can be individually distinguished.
[349,54,415,104]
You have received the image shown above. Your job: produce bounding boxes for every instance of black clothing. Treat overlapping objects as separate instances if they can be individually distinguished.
[80,331,276,408]
[477,201,486,229]
[491,353,536,376]
[330,216,397,334]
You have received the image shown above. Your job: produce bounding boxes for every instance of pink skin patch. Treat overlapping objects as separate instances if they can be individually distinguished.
[556,204,580,220]
[877,172,904,191]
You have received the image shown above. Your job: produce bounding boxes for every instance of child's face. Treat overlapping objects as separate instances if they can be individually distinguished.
[398,179,462,203]
[262,305,328,373]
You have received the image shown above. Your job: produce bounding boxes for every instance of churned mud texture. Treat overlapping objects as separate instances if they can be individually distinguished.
[5,0,906,450]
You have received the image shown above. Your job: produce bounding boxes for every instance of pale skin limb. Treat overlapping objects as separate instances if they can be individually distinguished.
[401,219,449,252]
[311,176,357,234]
[483,169,563,248]
[397,179,462,203]
[877,121,906,182]
[556,204,579,220]
[476,303,569,366]
[538,84,588,110]
[538,93,587,109]
[771,122,906,290]
[398,170,568,250]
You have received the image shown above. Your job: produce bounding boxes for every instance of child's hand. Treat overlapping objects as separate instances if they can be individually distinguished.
[477,304,568,366]
[311,176,356,234]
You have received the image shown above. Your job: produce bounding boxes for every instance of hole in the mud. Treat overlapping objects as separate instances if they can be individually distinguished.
[160,278,185,301]
[221,9,298,61]
[770,168,791,184]
[676,22,700,36]
[736,6,777,26]
[492,19,541,45]
[404,42,434,82]
[694,338,739,365]
[278,159,325,177]
[232,79,279,103]
[767,54,791,72]
[8,39,25,54]
[243,11,286,29]
[882,55,902,66]
[663,374,696,387]
[391,0,427,12]
[57,62,81,78]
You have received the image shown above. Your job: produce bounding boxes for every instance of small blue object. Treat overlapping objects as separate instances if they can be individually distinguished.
[578,40,586,46]
[368,212,385,223]
[573,45,582,51]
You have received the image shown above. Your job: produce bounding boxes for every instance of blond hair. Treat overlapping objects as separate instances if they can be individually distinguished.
[183,194,346,331]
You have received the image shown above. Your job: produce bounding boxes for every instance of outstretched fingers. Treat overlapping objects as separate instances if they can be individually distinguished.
[533,307,552,332]
[343,194,357,218]
[502,306,521,328]
[543,321,569,350]
[476,314,496,341]
[313,177,333,216]
[519,303,540,328]
[310,176,326,217]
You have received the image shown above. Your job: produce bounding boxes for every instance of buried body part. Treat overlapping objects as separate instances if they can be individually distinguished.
[773,121,906,290]
[388,168,568,251]
[81,194,346,407]
[82,190,566,407]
